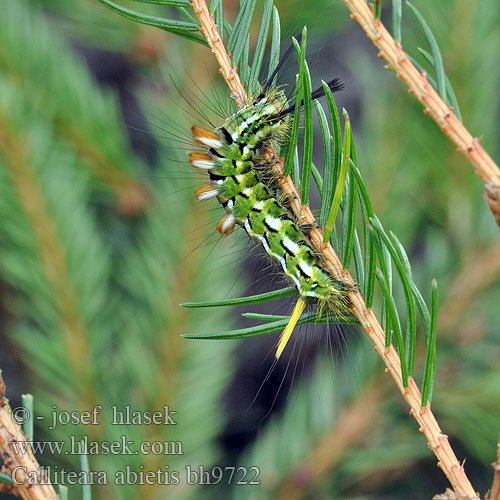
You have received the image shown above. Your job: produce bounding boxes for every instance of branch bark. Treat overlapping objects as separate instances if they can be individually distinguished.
[0,372,58,500]
[189,0,479,497]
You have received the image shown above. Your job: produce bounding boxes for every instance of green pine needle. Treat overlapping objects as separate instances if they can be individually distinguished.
[21,393,33,440]
[180,286,296,308]
[421,279,438,406]
[406,1,446,100]
[0,472,13,485]
[323,109,351,243]
[80,452,92,500]
[182,311,358,340]
[96,0,207,45]
[391,0,402,43]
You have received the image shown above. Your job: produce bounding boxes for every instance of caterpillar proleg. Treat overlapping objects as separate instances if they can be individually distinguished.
[189,78,353,358]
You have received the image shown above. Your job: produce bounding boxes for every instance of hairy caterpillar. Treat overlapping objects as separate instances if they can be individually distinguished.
[188,73,353,359]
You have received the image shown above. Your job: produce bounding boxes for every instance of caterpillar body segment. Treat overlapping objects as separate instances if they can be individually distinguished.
[190,89,352,357]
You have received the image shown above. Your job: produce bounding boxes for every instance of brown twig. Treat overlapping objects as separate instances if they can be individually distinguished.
[0,372,58,500]
[339,0,500,226]
[189,0,478,497]
[190,0,246,108]
[435,488,476,500]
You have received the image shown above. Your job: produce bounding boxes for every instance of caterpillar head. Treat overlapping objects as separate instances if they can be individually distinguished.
[254,89,292,129]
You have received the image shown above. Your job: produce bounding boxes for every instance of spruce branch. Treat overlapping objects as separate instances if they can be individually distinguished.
[61,125,149,216]
[0,2,149,216]
[339,0,500,226]
[0,371,58,500]
[189,1,478,497]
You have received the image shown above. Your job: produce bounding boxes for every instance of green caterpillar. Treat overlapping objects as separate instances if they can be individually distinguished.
[189,85,352,358]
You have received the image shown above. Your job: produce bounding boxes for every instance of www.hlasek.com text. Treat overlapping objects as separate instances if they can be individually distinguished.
[10,435,183,456]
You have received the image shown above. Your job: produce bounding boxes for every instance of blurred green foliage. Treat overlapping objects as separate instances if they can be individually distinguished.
[0,1,499,500]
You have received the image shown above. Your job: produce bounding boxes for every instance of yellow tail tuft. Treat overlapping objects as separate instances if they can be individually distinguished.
[275,297,307,359]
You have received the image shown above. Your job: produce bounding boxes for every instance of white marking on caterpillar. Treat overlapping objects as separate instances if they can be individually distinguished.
[198,137,223,149]
[196,189,218,201]
[299,262,313,278]
[245,219,274,257]
[278,256,287,272]
[284,266,302,289]
[244,218,253,235]
[191,159,214,169]
[217,214,236,235]
[221,214,235,233]
[283,237,299,255]
[265,216,282,231]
